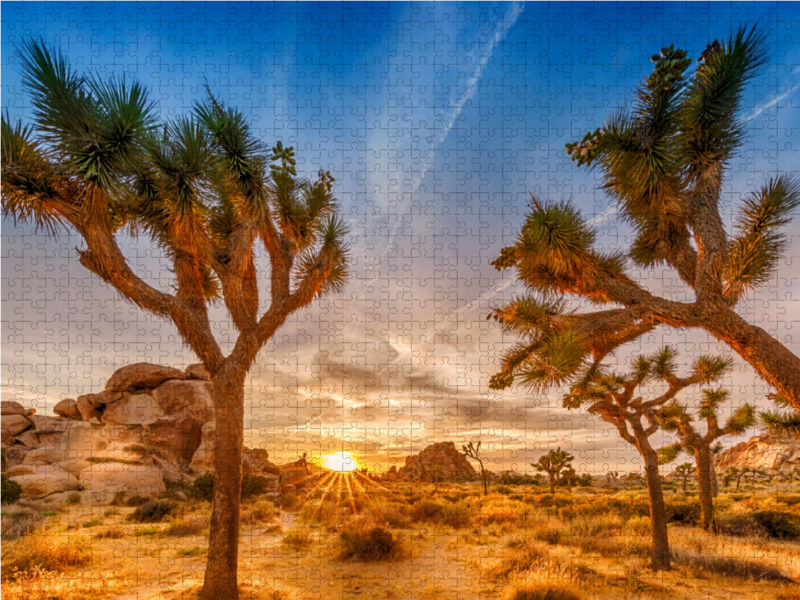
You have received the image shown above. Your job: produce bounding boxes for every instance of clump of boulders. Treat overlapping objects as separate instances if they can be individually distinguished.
[397,441,477,480]
[1,363,284,504]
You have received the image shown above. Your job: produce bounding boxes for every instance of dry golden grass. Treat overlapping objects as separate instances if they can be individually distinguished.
[3,478,800,600]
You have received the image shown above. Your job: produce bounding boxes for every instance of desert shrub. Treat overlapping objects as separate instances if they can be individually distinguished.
[128,500,177,523]
[67,491,81,504]
[666,498,701,524]
[338,525,407,561]
[1,508,44,539]
[485,539,547,578]
[124,495,151,507]
[136,526,160,536]
[674,547,792,581]
[1,538,91,578]
[368,503,411,528]
[82,519,102,528]
[177,545,206,557]
[282,528,312,550]
[163,517,208,537]
[752,511,800,539]
[442,504,473,529]
[496,485,513,495]
[186,471,270,501]
[412,499,445,522]
[775,494,800,507]
[187,472,215,501]
[533,494,573,509]
[249,499,279,522]
[569,515,622,538]
[530,525,562,546]
[504,582,582,600]
[1,474,22,505]
[625,515,651,536]
[94,527,126,539]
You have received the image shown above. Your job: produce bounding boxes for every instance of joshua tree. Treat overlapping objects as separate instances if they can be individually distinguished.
[532,447,574,495]
[558,465,578,493]
[674,463,694,492]
[299,452,310,474]
[606,471,620,485]
[463,441,489,496]
[488,26,800,411]
[658,387,755,530]
[727,466,750,490]
[547,347,730,570]
[1,40,349,599]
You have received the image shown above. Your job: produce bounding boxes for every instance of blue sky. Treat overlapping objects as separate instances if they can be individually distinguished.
[3,2,800,473]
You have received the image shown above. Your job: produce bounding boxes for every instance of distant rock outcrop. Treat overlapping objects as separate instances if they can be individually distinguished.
[715,432,800,474]
[398,441,477,480]
[1,363,281,502]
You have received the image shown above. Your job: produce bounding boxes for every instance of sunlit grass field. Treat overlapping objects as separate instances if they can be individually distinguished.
[2,472,800,600]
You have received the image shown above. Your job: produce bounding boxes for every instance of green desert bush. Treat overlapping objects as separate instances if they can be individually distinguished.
[1,474,22,505]
[752,511,800,539]
[187,471,276,502]
[177,546,207,557]
[338,525,408,561]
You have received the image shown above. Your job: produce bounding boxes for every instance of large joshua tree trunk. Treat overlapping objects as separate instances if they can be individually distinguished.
[203,365,246,600]
[642,450,671,570]
[695,447,716,532]
[549,473,556,495]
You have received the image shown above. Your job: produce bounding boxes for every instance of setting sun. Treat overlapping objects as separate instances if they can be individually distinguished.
[322,452,358,472]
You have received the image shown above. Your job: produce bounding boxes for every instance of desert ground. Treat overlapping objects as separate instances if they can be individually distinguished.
[3,471,800,600]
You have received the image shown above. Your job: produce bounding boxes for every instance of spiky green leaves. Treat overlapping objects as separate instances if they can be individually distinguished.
[682,26,769,178]
[691,355,733,384]
[725,403,756,434]
[723,176,800,302]
[17,39,156,189]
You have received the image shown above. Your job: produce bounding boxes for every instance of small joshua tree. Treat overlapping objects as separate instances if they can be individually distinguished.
[606,471,620,485]
[463,441,489,496]
[1,40,349,600]
[532,447,574,495]
[299,452,310,474]
[554,347,730,570]
[558,466,578,493]
[674,463,694,492]
[727,466,750,490]
[658,387,755,530]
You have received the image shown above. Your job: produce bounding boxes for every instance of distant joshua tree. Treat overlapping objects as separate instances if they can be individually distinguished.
[558,465,578,493]
[299,452,310,474]
[674,463,694,492]
[463,441,489,496]
[727,466,751,490]
[658,386,755,531]
[532,447,574,495]
[1,40,349,600]
[606,471,620,485]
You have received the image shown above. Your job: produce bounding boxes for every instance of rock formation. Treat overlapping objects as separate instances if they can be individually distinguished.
[398,441,477,480]
[715,431,800,474]
[1,363,280,503]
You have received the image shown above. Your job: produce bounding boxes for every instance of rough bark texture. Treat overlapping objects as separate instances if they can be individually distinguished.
[643,449,671,570]
[548,473,556,495]
[695,447,716,532]
[202,367,246,600]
